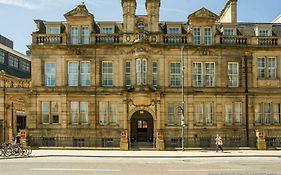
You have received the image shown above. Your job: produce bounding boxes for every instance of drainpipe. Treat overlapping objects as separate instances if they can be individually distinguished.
[244,54,249,147]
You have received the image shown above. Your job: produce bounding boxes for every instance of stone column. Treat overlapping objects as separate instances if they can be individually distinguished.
[120,98,129,150]
[156,99,165,150]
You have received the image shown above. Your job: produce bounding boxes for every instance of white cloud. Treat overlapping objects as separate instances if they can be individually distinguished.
[0,0,40,9]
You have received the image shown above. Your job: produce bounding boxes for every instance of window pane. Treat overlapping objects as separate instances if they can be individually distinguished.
[80,102,88,124]
[51,102,59,124]
[193,27,201,45]
[257,58,265,78]
[125,61,131,86]
[205,63,215,87]
[68,61,79,86]
[136,59,141,85]
[142,59,147,85]
[0,50,5,63]
[195,103,203,124]
[99,102,108,125]
[42,102,50,124]
[255,104,262,124]
[273,104,281,124]
[192,62,203,87]
[167,104,175,125]
[170,63,181,87]
[152,62,158,86]
[45,62,56,86]
[205,103,213,124]
[102,62,113,86]
[82,26,90,44]
[71,26,78,44]
[81,61,91,86]
[228,63,239,87]
[225,104,233,124]
[109,103,118,124]
[234,102,242,124]
[204,28,212,45]
[268,58,276,79]
[71,102,79,124]
[264,103,271,124]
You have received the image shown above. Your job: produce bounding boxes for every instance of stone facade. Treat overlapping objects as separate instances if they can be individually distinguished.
[26,0,281,149]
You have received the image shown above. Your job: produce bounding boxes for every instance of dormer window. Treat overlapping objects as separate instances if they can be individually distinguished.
[47,26,60,34]
[259,29,269,36]
[223,28,236,36]
[71,26,78,44]
[204,27,212,45]
[101,27,113,34]
[193,27,201,45]
[167,27,181,34]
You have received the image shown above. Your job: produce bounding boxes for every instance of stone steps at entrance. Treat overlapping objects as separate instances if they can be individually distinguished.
[130,142,155,150]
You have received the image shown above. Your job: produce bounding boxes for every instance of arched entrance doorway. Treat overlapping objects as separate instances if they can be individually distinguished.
[130,110,154,147]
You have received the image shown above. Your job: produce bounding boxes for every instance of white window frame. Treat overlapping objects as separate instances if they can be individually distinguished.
[273,104,281,124]
[257,57,277,79]
[167,103,181,125]
[136,58,147,85]
[68,61,79,86]
[170,62,181,87]
[70,102,79,125]
[81,26,90,44]
[192,62,203,87]
[228,62,239,87]
[204,27,212,45]
[45,62,56,87]
[102,61,113,86]
[205,62,215,87]
[99,102,118,125]
[42,102,50,124]
[80,102,89,125]
[80,61,91,86]
[125,61,131,86]
[193,27,201,45]
[71,26,78,44]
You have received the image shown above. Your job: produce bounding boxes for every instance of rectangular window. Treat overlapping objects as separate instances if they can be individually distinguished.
[225,104,233,125]
[101,27,113,34]
[47,27,60,34]
[195,103,204,125]
[136,59,141,85]
[257,57,277,79]
[167,27,181,34]
[257,58,266,78]
[255,103,262,124]
[80,61,91,86]
[82,26,90,44]
[205,63,215,87]
[142,59,147,85]
[0,50,4,63]
[8,55,19,68]
[195,103,213,125]
[125,61,131,86]
[234,102,242,124]
[223,28,235,36]
[273,104,281,124]
[102,62,113,86]
[42,102,50,124]
[99,102,118,125]
[22,61,30,72]
[170,63,181,87]
[264,103,272,125]
[80,102,89,124]
[152,62,158,86]
[259,30,269,36]
[71,26,78,44]
[228,63,239,87]
[51,102,59,124]
[193,27,201,45]
[204,28,212,45]
[167,103,180,125]
[268,57,276,79]
[70,102,79,124]
[68,61,79,86]
[45,62,56,86]
[192,62,203,87]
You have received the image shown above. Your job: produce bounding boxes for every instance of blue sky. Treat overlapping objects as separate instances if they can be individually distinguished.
[0,0,280,54]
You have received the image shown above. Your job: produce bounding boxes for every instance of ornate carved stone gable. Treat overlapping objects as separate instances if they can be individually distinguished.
[64,4,94,18]
[191,48,218,56]
[188,8,218,20]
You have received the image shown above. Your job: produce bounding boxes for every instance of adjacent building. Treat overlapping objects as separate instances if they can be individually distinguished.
[24,0,281,150]
[0,35,31,142]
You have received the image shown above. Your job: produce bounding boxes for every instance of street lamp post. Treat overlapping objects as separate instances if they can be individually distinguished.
[180,46,185,151]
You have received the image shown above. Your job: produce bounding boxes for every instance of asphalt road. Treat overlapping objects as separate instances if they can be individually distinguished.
[0,156,280,175]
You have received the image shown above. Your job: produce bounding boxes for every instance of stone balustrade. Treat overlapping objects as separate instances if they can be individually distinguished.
[163,34,188,44]
[220,36,248,45]
[32,34,66,45]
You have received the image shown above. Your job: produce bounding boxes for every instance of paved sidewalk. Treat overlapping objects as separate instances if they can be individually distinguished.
[29,149,281,158]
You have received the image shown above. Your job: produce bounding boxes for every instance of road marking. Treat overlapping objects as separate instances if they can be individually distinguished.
[168,169,245,172]
[30,168,120,172]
